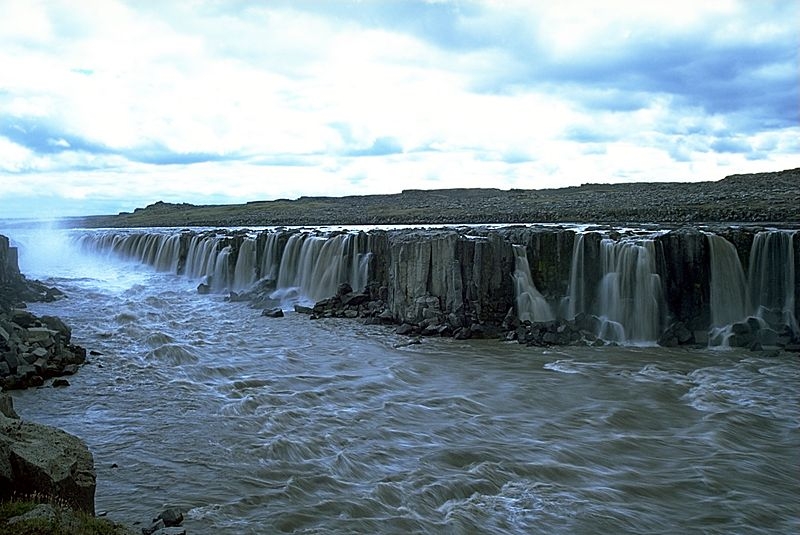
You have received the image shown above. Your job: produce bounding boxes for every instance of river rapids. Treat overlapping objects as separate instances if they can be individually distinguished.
[5,227,799,534]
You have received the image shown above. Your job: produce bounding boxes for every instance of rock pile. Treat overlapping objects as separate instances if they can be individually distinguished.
[0,309,87,390]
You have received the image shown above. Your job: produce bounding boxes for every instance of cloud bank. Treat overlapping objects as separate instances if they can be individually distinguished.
[0,0,797,218]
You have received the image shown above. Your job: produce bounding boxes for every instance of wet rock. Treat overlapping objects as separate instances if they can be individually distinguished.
[395,323,415,335]
[52,378,70,387]
[261,307,285,318]
[294,304,313,314]
[693,330,709,346]
[157,507,184,527]
[142,519,166,534]
[336,282,353,297]
[40,315,72,344]
[757,328,778,346]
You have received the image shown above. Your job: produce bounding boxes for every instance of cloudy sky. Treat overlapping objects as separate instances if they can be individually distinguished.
[0,0,797,219]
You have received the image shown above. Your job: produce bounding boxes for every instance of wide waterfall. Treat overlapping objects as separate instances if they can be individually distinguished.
[512,244,555,323]
[76,229,371,307]
[73,225,798,347]
[595,238,665,344]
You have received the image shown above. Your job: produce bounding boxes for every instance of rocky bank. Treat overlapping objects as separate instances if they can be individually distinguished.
[1,235,87,390]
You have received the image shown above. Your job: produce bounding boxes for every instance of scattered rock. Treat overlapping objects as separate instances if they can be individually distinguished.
[261,307,285,318]
[157,507,184,527]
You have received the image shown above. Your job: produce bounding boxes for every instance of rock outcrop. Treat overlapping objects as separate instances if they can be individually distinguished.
[0,393,97,514]
[1,234,87,390]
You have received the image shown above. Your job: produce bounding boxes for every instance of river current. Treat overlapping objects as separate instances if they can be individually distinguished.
[6,228,800,534]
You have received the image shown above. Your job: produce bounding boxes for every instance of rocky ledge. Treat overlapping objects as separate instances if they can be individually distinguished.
[0,393,96,514]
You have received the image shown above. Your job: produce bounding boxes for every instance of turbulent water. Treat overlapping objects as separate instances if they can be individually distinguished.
[6,228,800,534]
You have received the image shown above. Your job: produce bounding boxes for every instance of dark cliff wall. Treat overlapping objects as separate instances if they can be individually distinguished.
[0,235,21,287]
[656,228,711,331]
[75,226,800,342]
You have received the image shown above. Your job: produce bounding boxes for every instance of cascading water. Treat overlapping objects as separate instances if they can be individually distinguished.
[512,244,554,323]
[259,232,282,282]
[232,238,258,291]
[706,233,749,347]
[562,232,586,319]
[77,229,373,308]
[595,238,664,344]
[707,233,749,328]
[748,230,798,335]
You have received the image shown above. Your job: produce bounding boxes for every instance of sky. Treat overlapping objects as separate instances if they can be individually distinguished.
[0,0,798,219]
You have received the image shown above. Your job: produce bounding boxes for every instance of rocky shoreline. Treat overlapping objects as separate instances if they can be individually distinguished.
[47,168,799,229]
[1,235,189,534]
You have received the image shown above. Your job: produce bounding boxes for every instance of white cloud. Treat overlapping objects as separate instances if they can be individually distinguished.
[0,0,797,219]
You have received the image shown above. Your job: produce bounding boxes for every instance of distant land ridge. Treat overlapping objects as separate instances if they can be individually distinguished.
[73,168,799,228]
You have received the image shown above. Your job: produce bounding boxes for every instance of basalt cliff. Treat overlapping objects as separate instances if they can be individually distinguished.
[76,223,800,351]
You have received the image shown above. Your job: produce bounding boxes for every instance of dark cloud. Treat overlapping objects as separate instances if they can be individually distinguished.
[710,137,752,154]
[0,117,111,156]
[126,150,231,165]
[0,116,237,167]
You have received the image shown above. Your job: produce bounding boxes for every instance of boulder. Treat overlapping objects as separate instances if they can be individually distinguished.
[261,307,285,318]
[0,413,97,514]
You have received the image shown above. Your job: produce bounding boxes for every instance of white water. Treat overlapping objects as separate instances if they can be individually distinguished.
[749,230,798,335]
[563,232,586,319]
[76,228,371,309]
[512,245,555,323]
[595,239,664,344]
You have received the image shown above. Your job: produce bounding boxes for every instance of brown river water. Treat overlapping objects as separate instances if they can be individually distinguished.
[6,228,799,534]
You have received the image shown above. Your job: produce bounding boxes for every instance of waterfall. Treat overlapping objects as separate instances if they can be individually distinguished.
[563,232,586,319]
[232,238,257,291]
[595,239,664,344]
[512,245,554,323]
[212,246,233,292]
[749,231,798,335]
[259,232,282,282]
[153,234,182,273]
[276,233,307,290]
[706,233,748,328]
[185,235,221,280]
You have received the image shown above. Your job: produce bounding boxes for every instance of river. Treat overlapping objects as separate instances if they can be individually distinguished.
[5,227,799,534]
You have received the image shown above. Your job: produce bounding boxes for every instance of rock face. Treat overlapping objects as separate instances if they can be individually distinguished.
[0,394,97,514]
[0,235,20,288]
